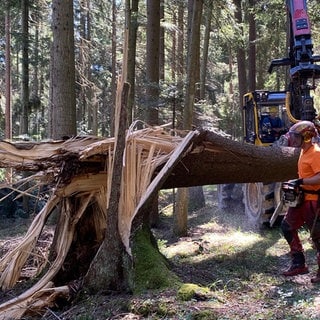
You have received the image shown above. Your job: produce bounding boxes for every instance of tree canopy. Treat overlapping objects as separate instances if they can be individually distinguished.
[1,0,319,140]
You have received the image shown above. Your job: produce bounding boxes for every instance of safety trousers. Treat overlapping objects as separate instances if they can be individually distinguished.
[281,200,320,254]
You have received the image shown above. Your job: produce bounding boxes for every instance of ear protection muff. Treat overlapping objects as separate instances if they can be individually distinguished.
[303,133,312,143]
[289,121,318,145]
[303,130,317,143]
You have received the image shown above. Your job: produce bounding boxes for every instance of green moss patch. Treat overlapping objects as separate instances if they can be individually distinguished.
[131,226,180,294]
[178,283,210,301]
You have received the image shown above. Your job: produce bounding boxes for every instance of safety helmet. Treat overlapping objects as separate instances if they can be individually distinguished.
[289,120,318,143]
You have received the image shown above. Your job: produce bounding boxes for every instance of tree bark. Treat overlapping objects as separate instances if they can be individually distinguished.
[188,186,205,211]
[177,1,184,92]
[0,128,299,190]
[200,1,212,100]
[5,4,11,140]
[233,0,247,105]
[84,82,130,292]
[21,0,29,135]
[175,0,203,237]
[50,0,77,140]
[162,130,299,189]
[248,0,256,91]
[145,0,160,125]
[184,0,202,128]
[174,188,188,235]
[111,0,118,135]
[126,0,139,126]
[159,0,165,81]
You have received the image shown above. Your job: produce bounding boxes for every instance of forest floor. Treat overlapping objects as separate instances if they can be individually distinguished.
[2,185,320,319]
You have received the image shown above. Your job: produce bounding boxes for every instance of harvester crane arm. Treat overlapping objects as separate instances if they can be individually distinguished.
[269,0,320,122]
[240,0,320,226]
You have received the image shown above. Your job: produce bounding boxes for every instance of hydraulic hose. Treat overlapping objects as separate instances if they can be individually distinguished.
[285,91,299,123]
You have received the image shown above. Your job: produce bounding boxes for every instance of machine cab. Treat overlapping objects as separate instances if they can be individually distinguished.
[242,90,290,145]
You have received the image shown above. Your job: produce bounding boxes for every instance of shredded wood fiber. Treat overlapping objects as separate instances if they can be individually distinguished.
[0,124,188,319]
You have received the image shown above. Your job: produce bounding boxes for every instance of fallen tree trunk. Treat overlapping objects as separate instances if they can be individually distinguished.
[161,130,299,188]
[0,129,299,187]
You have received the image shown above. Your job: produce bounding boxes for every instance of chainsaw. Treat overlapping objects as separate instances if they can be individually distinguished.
[282,181,304,207]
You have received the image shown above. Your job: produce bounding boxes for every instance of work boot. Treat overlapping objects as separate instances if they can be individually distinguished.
[282,251,309,277]
[282,264,309,276]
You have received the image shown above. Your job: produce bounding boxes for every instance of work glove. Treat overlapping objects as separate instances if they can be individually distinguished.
[288,178,303,188]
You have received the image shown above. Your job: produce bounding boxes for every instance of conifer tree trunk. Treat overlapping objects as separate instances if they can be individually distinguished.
[183,0,202,126]
[159,0,165,81]
[110,0,118,135]
[84,83,130,292]
[233,0,247,104]
[248,0,256,91]
[177,2,184,93]
[5,3,11,140]
[21,0,29,135]
[126,0,139,126]
[145,0,160,125]
[50,0,77,140]
[200,1,212,100]
[175,0,203,237]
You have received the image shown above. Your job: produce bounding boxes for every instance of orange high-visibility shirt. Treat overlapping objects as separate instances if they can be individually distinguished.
[298,143,320,201]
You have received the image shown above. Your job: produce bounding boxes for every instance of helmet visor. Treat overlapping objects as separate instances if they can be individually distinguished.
[289,132,303,147]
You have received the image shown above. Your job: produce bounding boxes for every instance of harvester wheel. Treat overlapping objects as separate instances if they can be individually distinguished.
[242,183,276,226]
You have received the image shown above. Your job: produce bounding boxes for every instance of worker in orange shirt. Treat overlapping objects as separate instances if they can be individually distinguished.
[281,121,320,283]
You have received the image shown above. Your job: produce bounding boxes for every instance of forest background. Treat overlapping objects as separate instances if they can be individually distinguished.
[1,0,320,317]
[2,0,320,144]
